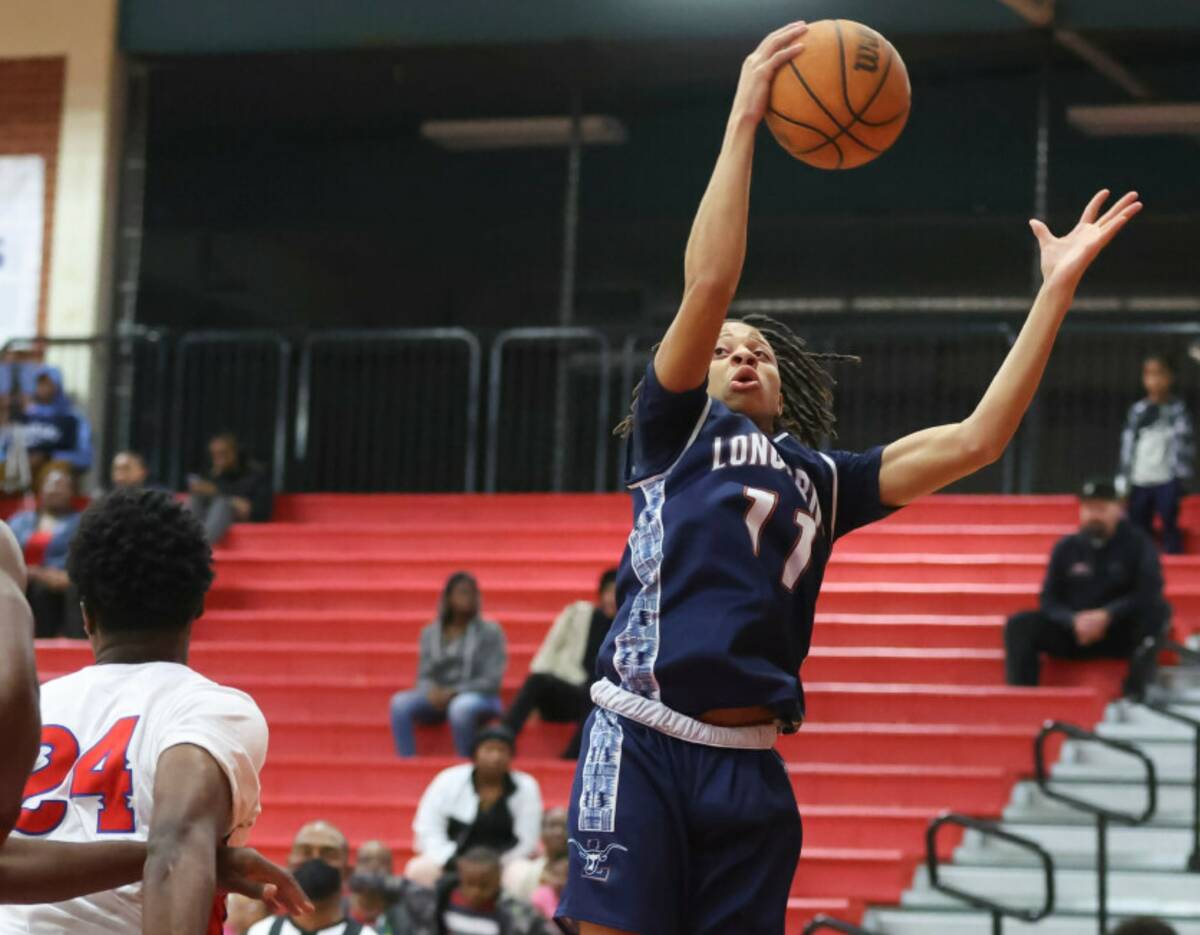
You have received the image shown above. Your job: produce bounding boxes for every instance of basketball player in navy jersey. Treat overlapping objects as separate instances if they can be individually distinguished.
[557,20,1142,935]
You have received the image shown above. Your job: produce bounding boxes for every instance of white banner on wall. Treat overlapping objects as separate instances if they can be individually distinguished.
[0,155,46,345]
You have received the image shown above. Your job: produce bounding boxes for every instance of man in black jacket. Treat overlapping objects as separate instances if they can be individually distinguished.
[187,432,273,544]
[1004,477,1170,694]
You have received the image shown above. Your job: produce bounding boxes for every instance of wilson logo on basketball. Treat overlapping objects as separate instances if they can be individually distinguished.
[854,28,881,72]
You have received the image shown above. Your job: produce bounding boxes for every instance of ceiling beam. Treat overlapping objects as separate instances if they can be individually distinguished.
[995,0,1054,27]
[1053,29,1153,99]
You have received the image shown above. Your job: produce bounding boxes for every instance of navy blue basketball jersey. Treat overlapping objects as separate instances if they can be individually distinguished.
[595,362,895,725]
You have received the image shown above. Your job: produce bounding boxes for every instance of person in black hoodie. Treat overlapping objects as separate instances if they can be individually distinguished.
[1004,477,1170,694]
[187,432,273,545]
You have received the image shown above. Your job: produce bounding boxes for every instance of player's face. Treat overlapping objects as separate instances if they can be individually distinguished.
[289,826,350,876]
[1143,359,1172,399]
[456,861,501,909]
[1079,498,1122,540]
[710,322,783,430]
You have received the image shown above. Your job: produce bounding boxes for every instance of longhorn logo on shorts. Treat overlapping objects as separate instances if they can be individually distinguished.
[568,838,628,881]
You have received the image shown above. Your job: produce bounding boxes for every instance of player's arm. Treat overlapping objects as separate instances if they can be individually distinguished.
[142,743,233,934]
[0,836,310,911]
[654,22,807,392]
[0,526,38,845]
[878,190,1142,506]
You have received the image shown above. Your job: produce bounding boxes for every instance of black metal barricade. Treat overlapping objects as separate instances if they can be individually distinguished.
[486,327,610,492]
[802,915,880,935]
[295,329,481,492]
[170,332,291,492]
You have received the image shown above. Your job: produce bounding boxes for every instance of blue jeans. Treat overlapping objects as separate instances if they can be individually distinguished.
[389,688,503,757]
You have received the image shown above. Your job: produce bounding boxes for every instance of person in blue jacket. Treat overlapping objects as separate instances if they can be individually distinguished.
[5,466,83,637]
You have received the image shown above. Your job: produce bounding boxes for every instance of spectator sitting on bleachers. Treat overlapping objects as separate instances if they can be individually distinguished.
[435,847,553,935]
[0,368,31,493]
[1005,477,1168,696]
[405,726,542,888]
[187,432,273,545]
[390,572,507,758]
[248,820,378,935]
[347,868,435,935]
[1111,919,1179,935]
[5,465,84,637]
[502,568,617,759]
[527,854,566,922]
[19,365,93,480]
[355,840,395,877]
[110,450,150,490]
[501,807,567,902]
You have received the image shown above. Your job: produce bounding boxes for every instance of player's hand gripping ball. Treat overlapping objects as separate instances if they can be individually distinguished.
[766,19,910,170]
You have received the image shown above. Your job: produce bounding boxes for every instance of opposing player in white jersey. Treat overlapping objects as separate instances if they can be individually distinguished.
[0,488,283,934]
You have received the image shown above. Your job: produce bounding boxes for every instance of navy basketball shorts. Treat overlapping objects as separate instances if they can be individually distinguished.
[556,707,802,935]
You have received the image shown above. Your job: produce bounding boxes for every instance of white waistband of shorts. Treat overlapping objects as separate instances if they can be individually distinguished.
[590,680,778,750]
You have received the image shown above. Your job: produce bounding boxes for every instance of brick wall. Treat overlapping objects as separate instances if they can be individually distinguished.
[0,57,65,334]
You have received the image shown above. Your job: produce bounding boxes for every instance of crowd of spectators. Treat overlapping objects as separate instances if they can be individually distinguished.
[225,819,557,935]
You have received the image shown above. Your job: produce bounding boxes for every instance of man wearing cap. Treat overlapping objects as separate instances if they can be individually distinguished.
[404,726,543,889]
[1004,477,1170,694]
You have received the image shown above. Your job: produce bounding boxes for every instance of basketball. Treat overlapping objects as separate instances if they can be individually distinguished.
[765,19,910,170]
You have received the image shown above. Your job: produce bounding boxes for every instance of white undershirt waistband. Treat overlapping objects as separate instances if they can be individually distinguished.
[590,680,779,750]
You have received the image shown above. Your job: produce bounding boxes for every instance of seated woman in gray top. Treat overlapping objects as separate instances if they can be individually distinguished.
[390,572,508,758]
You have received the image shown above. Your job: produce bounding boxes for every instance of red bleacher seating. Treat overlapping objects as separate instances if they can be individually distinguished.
[31,493,1199,932]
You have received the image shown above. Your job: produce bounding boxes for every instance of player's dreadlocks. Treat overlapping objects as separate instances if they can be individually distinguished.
[615,313,859,448]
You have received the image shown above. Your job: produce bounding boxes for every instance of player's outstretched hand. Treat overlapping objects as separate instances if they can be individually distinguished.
[1030,189,1142,290]
[217,847,313,916]
[732,21,809,124]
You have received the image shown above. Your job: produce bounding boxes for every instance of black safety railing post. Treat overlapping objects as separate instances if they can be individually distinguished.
[802,916,880,935]
[1191,725,1200,872]
[1035,721,1158,935]
[925,812,1055,926]
[1096,812,1108,935]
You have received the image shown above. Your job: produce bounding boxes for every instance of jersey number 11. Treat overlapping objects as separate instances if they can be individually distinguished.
[743,486,816,590]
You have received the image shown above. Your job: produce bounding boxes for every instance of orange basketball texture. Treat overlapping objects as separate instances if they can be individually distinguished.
[765,19,910,170]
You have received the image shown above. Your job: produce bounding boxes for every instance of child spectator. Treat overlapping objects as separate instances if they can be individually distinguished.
[436,847,553,935]
[1119,353,1194,553]
[390,573,507,758]
[528,855,567,922]
[502,808,568,902]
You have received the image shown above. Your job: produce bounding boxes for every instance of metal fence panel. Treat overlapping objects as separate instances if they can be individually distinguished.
[817,321,1017,494]
[1028,323,1200,493]
[486,328,610,492]
[170,332,290,492]
[295,329,480,492]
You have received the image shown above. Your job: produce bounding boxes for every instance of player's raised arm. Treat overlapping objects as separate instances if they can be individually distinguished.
[0,524,38,845]
[654,22,808,392]
[142,744,235,934]
[878,190,1143,506]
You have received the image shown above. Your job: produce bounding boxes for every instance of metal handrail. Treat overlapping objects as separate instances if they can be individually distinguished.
[295,328,481,492]
[926,812,1055,934]
[802,916,880,935]
[170,331,292,492]
[485,327,610,492]
[1035,720,1158,934]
